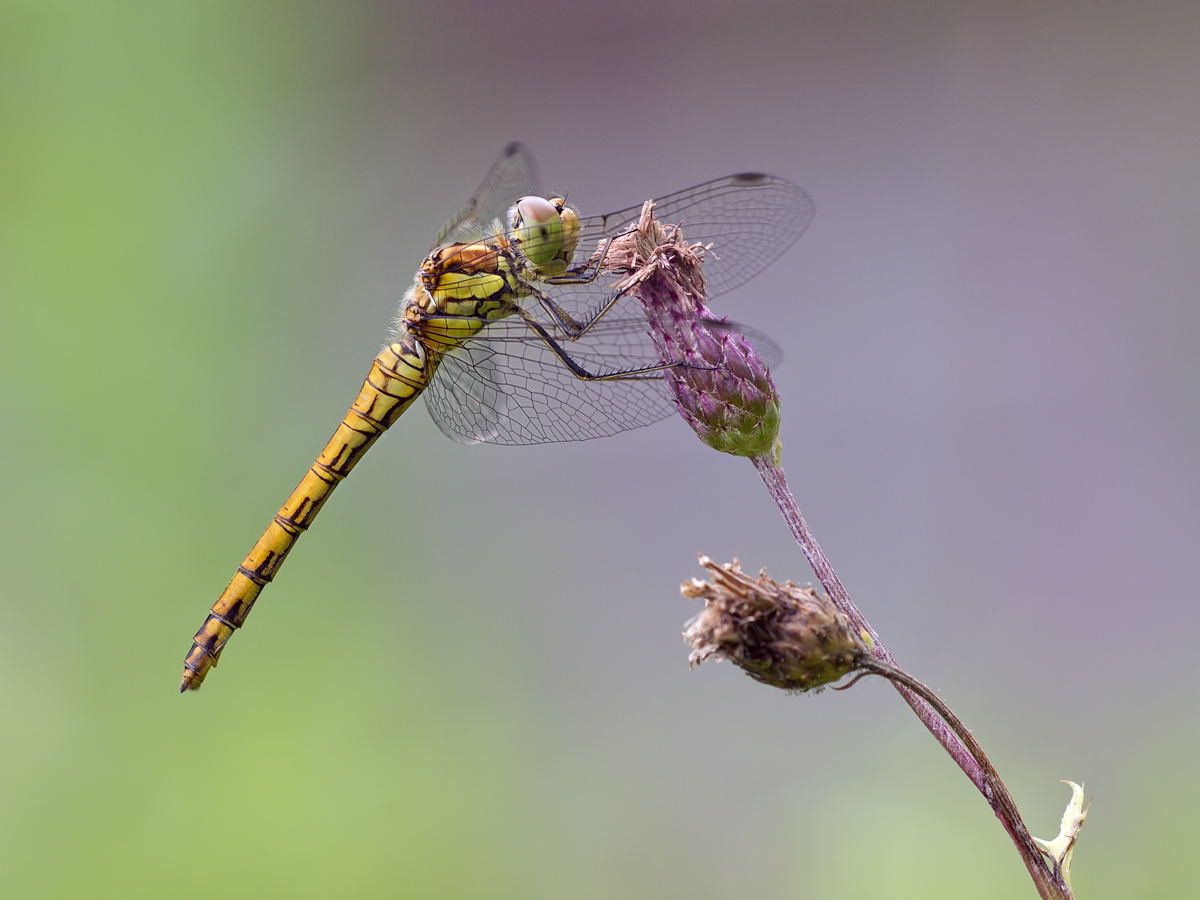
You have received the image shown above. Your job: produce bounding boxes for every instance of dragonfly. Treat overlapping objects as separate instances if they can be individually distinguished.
[180,143,815,691]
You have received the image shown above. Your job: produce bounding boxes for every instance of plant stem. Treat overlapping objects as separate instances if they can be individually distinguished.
[751,453,981,783]
[856,658,1069,900]
[751,453,1069,900]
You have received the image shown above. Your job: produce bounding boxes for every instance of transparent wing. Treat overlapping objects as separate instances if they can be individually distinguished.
[422,304,783,446]
[423,305,679,445]
[423,171,815,326]
[571,173,815,298]
[432,143,541,247]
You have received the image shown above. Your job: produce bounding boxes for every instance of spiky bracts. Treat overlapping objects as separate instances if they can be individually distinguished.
[682,556,863,692]
[607,204,781,457]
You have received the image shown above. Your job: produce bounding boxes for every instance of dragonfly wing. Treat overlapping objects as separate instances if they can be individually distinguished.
[433,143,542,248]
[426,163,814,326]
[423,309,679,446]
[570,173,815,299]
[423,338,508,444]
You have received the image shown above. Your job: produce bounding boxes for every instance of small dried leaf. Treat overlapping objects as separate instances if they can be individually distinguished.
[1033,780,1090,890]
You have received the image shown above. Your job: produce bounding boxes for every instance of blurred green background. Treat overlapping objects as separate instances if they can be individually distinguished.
[2,1,1198,896]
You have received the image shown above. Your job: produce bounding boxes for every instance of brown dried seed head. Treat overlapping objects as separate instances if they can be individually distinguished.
[682,556,864,692]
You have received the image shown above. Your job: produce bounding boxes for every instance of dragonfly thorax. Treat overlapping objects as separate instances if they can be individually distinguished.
[416,239,524,312]
[402,279,507,353]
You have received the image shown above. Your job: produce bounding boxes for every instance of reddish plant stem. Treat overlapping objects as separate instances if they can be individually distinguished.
[856,658,1069,900]
[613,200,1067,896]
[751,453,1068,900]
[751,453,983,787]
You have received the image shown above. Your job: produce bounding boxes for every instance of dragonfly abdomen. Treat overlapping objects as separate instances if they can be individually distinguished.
[179,336,434,691]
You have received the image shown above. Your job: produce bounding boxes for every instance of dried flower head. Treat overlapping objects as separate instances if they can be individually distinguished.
[605,203,782,458]
[682,555,864,692]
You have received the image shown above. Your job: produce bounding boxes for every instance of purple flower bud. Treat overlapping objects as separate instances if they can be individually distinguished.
[604,202,783,457]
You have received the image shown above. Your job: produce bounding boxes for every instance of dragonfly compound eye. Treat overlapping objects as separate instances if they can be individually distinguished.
[513,195,564,268]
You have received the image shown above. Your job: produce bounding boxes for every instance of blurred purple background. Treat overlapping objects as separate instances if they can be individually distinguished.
[2,1,1197,895]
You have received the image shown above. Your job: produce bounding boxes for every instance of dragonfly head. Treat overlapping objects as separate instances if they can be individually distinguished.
[511,196,580,276]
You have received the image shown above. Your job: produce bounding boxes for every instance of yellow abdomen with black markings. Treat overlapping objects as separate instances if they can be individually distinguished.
[180,186,582,691]
[180,330,436,690]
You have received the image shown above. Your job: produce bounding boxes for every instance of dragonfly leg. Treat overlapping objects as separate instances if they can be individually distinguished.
[515,307,702,382]
[557,283,640,342]
[527,286,589,337]
[526,280,641,342]
[529,275,689,350]
[544,224,639,286]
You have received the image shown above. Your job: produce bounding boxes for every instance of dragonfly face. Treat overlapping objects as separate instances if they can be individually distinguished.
[509,195,580,276]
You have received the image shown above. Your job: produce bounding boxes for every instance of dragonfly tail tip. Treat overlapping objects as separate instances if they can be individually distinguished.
[179,672,202,693]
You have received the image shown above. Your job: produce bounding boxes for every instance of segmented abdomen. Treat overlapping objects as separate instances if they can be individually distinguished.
[179,336,433,691]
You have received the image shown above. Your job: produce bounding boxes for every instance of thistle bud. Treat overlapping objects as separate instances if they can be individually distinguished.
[606,203,782,457]
[682,556,863,692]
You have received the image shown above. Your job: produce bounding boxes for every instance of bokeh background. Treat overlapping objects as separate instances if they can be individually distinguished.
[3,1,1198,896]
